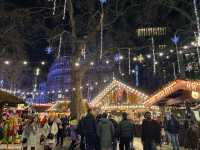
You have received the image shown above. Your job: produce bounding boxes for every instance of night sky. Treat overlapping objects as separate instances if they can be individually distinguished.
[2,0,198,88]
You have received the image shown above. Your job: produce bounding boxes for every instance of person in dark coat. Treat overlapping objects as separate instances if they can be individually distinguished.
[184,121,198,150]
[109,115,118,150]
[141,111,157,150]
[97,113,114,150]
[166,114,180,150]
[77,117,86,150]
[82,109,98,150]
[118,112,134,150]
[56,120,64,147]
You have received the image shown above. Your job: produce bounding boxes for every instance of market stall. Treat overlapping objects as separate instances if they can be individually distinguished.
[47,99,89,116]
[91,79,160,124]
[0,90,25,145]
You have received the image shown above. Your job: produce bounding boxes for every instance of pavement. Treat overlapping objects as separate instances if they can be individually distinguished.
[0,138,187,150]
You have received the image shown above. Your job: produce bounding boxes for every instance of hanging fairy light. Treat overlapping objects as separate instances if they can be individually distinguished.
[81,44,86,60]
[171,35,181,73]
[151,37,156,74]
[99,0,107,59]
[118,51,122,74]
[128,48,131,75]
[57,34,62,58]
[52,0,57,15]
[193,0,200,67]
[63,0,67,20]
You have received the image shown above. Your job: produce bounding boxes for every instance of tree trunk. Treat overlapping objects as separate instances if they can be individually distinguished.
[70,66,82,119]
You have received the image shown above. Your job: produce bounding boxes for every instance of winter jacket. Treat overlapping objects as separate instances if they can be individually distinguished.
[119,119,134,140]
[42,121,58,145]
[141,119,157,142]
[166,118,180,134]
[82,113,97,144]
[184,125,199,149]
[110,118,119,140]
[69,119,79,141]
[97,118,114,149]
[21,123,38,150]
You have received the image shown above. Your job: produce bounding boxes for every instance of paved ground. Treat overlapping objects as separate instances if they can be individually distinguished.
[0,138,187,150]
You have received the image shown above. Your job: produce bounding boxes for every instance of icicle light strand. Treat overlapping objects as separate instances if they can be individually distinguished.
[63,0,67,20]
[58,35,62,58]
[151,37,156,74]
[100,3,104,59]
[128,48,131,75]
[53,0,57,15]
[193,0,200,67]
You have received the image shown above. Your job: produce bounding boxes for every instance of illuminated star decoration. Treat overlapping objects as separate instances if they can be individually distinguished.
[114,53,120,62]
[100,0,107,4]
[186,63,193,72]
[171,35,180,45]
[46,47,53,54]
[137,54,144,63]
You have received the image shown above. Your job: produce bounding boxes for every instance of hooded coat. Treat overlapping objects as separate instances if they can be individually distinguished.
[97,118,114,149]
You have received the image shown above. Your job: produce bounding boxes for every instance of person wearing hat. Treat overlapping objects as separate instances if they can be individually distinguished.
[118,112,135,150]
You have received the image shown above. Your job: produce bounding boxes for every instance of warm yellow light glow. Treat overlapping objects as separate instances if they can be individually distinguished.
[192,91,200,99]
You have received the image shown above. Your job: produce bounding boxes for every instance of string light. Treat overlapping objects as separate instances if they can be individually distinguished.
[183,46,188,49]
[106,60,110,64]
[159,52,164,57]
[146,54,151,58]
[4,61,10,65]
[166,56,170,59]
[90,62,94,66]
[144,79,200,106]
[41,61,45,65]
[62,0,67,20]
[23,61,28,65]
[170,49,174,53]
[75,62,80,67]
[119,55,124,60]
[91,79,149,107]
[36,68,40,76]
[132,69,135,73]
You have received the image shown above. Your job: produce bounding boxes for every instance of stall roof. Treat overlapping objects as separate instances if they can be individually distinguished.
[144,79,200,106]
[91,79,149,107]
[0,90,24,107]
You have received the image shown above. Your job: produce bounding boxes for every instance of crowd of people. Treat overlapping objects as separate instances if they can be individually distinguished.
[1,108,200,150]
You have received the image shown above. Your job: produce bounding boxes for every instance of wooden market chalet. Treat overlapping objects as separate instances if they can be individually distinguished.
[144,79,200,107]
[90,79,159,120]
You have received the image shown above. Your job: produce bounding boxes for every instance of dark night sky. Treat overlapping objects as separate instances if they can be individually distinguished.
[2,0,197,85]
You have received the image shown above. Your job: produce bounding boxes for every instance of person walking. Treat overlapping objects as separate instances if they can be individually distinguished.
[56,117,64,147]
[81,109,98,150]
[97,113,114,150]
[119,112,134,150]
[77,116,86,150]
[109,115,118,150]
[21,116,38,150]
[141,111,157,150]
[42,116,58,150]
[69,116,79,150]
[166,114,180,150]
[184,121,198,150]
